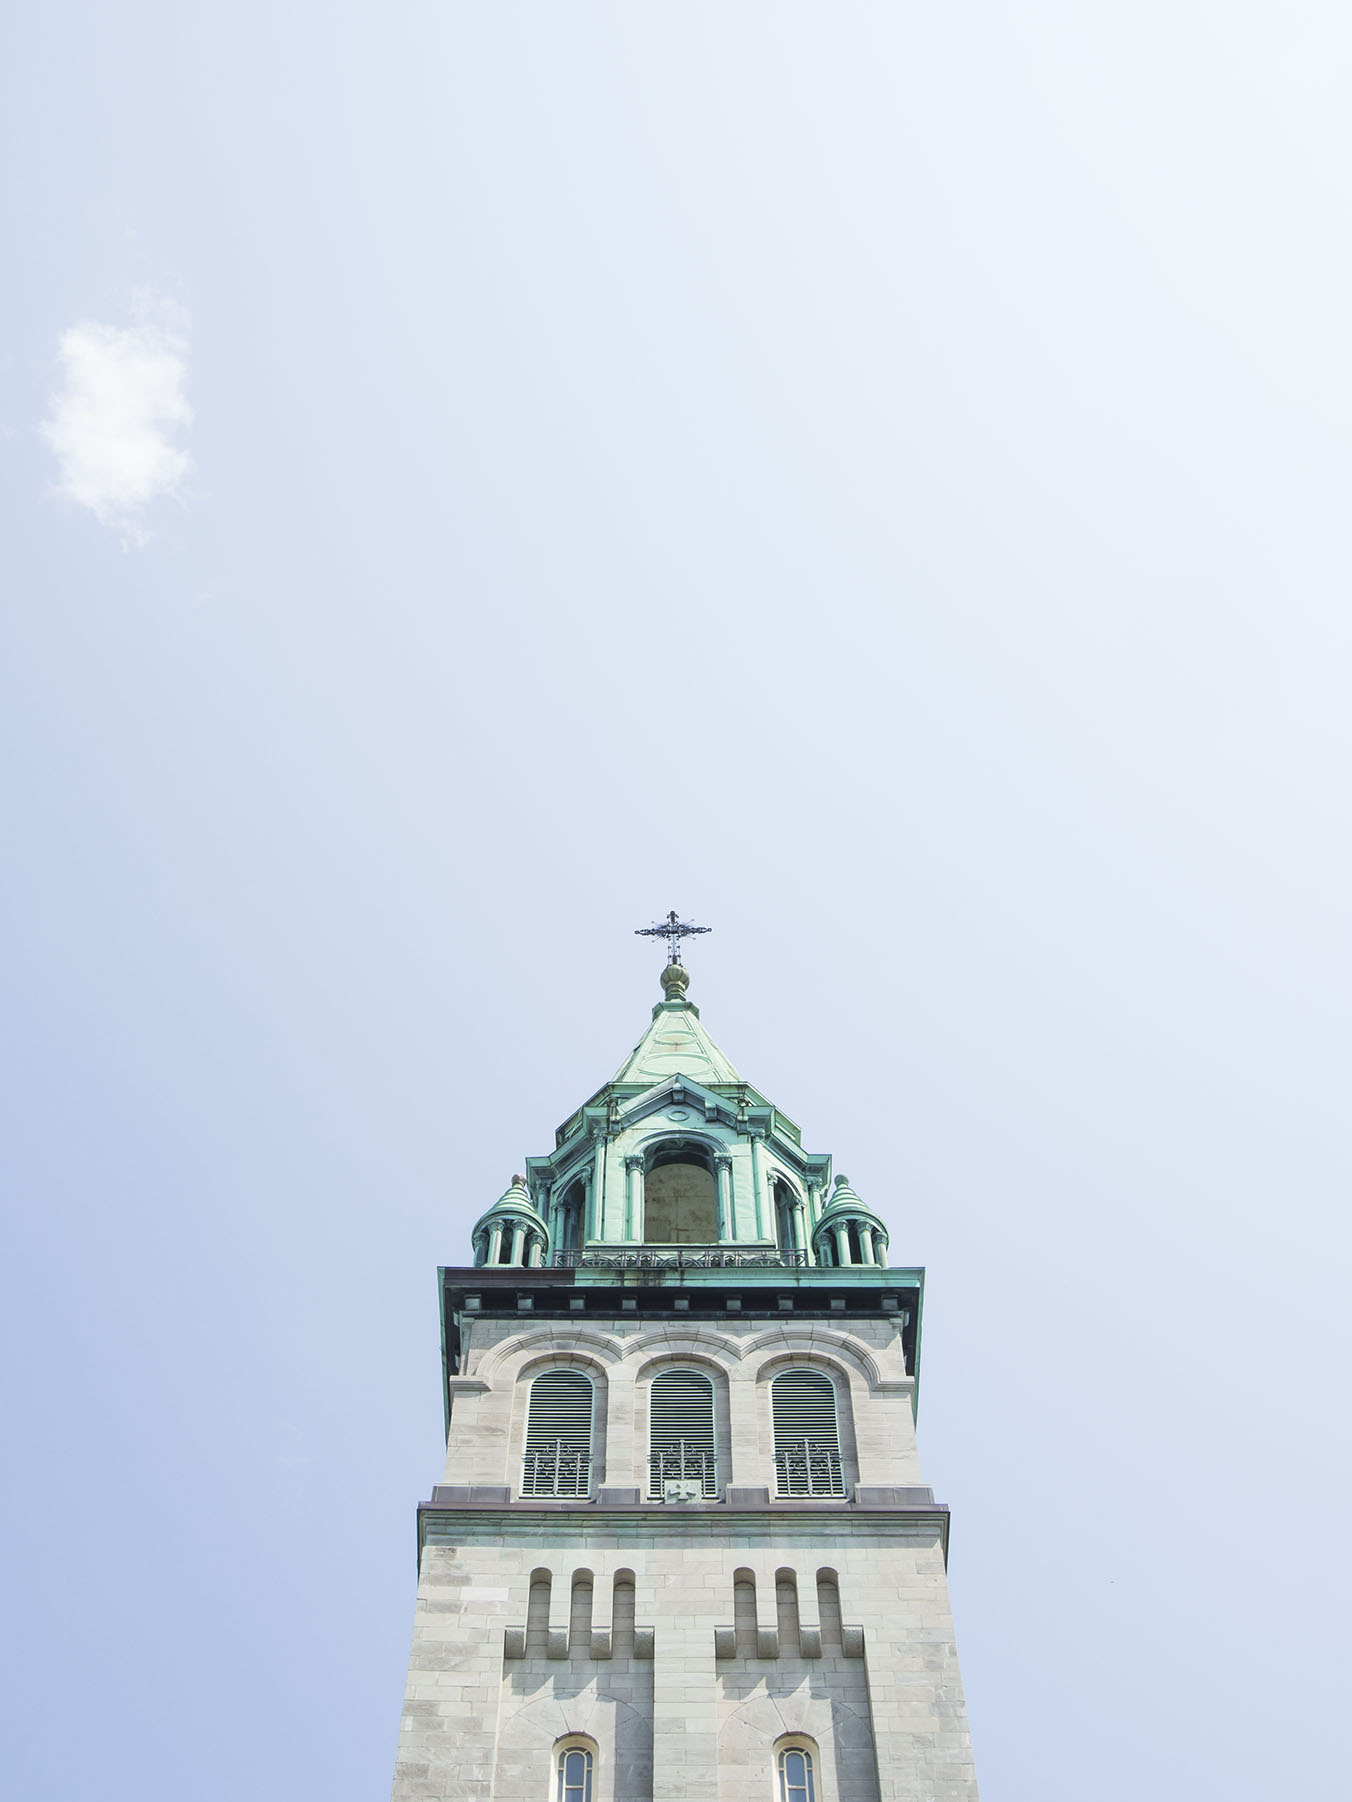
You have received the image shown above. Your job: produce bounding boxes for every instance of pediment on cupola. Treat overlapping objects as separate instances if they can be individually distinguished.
[614,1075,738,1134]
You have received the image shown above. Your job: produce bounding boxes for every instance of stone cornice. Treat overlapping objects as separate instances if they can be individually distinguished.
[415,1498,952,1569]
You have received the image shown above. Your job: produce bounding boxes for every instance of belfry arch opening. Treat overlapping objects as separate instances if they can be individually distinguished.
[555,1177,585,1251]
[642,1140,717,1243]
[773,1179,803,1251]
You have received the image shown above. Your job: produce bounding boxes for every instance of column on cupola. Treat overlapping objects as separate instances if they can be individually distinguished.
[714,1154,733,1241]
[833,1222,852,1266]
[749,1130,767,1238]
[872,1230,887,1267]
[487,1223,503,1265]
[624,1155,644,1241]
[805,1178,823,1233]
[528,1236,543,1267]
[792,1192,809,1257]
[509,1222,526,1266]
[590,1133,606,1239]
[857,1223,876,1265]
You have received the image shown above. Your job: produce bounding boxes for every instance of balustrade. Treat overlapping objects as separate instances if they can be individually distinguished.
[772,1440,845,1498]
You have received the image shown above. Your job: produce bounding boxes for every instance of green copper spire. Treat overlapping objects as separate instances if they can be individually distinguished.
[610,962,743,1087]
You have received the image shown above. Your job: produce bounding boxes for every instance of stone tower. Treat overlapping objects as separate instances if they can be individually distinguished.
[391,960,980,1802]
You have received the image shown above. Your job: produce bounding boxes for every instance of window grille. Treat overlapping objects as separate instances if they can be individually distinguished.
[771,1369,844,1497]
[557,1747,593,1802]
[521,1370,593,1497]
[778,1748,816,1802]
[647,1368,717,1497]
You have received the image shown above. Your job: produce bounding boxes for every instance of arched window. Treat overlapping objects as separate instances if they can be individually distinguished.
[522,1369,593,1497]
[556,1178,585,1253]
[648,1367,717,1498]
[778,1746,816,1802]
[643,1140,717,1243]
[771,1368,844,1497]
[556,1744,593,1802]
[773,1181,800,1251]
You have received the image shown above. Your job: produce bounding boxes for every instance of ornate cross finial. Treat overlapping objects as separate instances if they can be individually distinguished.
[634,909,711,966]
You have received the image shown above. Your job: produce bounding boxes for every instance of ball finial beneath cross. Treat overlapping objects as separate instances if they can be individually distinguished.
[659,962,691,1001]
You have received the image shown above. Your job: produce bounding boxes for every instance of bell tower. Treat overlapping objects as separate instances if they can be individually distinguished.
[391,941,980,1802]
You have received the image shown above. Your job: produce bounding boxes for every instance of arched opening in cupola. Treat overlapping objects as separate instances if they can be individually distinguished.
[555,1177,585,1251]
[773,1180,801,1251]
[643,1139,717,1243]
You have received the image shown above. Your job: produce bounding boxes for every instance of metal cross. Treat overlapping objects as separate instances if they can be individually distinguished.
[634,910,711,965]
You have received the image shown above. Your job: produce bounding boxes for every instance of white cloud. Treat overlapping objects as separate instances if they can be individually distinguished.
[41,293,193,544]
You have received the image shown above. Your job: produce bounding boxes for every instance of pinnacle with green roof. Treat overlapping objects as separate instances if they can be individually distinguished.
[470,962,890,1270]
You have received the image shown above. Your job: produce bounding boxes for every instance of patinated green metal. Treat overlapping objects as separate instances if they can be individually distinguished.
[452,961,926,1416]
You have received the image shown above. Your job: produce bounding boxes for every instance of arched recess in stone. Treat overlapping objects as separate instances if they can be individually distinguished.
[769,1369,845,1498]
[716,1630,879,1802]
[505,1351,610,1492]
[476,1327,627,1387]
[751,1352,860,1496]
[641,1361,723,1497]
[615,1325,743,1371]
[520,1369,596,1499]
[740,1326,883,1390]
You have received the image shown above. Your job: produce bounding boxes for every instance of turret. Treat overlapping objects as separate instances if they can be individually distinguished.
[811,1173,889,1267]
[470,1174,549,1268]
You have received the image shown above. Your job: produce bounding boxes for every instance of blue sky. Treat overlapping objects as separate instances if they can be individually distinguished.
[3,6,1350,1798]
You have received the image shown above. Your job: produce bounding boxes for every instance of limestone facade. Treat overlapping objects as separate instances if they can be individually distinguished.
[392,1513,977,1802]
[441,1313,924,1496]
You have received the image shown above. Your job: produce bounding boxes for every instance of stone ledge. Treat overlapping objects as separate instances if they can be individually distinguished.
[415,1503,954,1574]
[724,1485,770,1507]
[854,1485,935,1507]
[423,1487,945,1514]
[429,1485,512,1506]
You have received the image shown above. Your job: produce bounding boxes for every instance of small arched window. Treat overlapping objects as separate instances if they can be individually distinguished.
[557,1745,593,1802]
[648,1367,717,1497]
[771,1368,844,1497]
[778,1746,816,1802]
[522,1369,593,1497]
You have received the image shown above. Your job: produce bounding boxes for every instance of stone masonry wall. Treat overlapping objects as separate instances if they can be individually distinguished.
[444,1314,922,1496]
[390,1518,979,1802]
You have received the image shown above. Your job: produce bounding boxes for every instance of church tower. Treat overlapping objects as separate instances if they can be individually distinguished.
[391,934,980,1802]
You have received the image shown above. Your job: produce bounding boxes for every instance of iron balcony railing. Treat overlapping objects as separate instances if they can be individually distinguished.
[773,1440,845,1499]
[521,1444,591,1498]
[647,1445,718,1498]
[551,1247,808,1270]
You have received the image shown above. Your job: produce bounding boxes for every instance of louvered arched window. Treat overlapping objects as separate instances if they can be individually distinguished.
[771,1368,844,1497]
[521,1369,593,1497]
[648,1368,717,1498]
